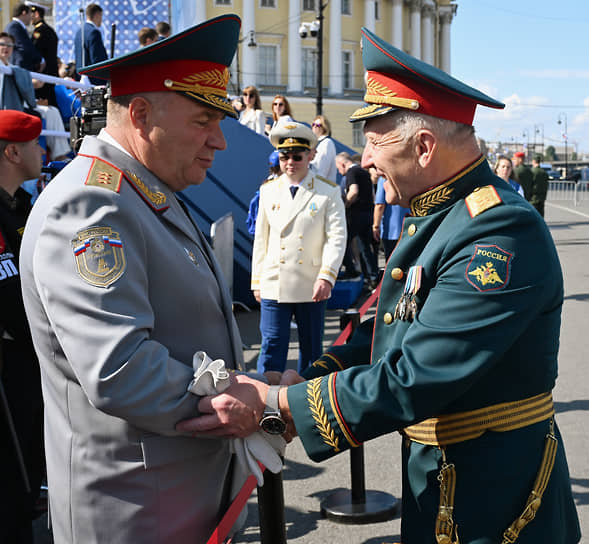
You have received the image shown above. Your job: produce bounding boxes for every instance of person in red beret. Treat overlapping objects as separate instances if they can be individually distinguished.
[0,109,45,544]
[512,151,533,201]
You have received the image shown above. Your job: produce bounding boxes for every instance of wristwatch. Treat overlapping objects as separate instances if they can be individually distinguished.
[259,386,287,435]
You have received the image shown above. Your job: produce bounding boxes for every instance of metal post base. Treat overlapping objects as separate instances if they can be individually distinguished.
[320,489,399,524]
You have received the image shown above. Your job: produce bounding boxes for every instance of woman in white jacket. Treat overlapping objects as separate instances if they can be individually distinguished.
[239,85,265,135]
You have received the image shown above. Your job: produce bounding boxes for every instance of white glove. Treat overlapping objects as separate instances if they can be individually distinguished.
[188,351,286,486]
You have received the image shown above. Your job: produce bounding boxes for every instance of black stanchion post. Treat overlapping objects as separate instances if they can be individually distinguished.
[257,465,287,543]
[320,309,399,524]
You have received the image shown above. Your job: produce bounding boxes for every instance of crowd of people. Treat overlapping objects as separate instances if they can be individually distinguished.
[0,8,581,544]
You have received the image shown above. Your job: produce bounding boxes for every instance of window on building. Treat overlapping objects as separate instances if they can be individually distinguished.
[302,48,316,88]
[353,122,365,147]
[375,0,380,20]
[215,0,231,5]
[258,45,278,85]
[342,51,352,89]
[260,0,275,7]
[303,0,315,11]
[342,0,351,15]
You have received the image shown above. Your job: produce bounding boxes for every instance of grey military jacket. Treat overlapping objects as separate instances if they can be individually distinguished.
[20,135,244,543]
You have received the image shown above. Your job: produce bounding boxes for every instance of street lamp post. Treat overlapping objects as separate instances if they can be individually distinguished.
[522,129,530,162]
[299,1,328,116]
[534,124,544,159]
[558,113,568,178]
[235,31,257,96]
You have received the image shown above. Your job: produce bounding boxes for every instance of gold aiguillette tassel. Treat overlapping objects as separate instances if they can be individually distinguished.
[435,450,459,544]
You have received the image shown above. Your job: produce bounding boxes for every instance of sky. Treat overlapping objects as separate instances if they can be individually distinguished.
[451,0,589,157]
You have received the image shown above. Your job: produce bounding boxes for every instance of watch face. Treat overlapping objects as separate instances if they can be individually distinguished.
[260,415,286,435]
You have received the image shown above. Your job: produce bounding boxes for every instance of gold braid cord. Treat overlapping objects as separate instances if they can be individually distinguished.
[435,459,460,544]
[307,378,340,452]
[501,420,558,544]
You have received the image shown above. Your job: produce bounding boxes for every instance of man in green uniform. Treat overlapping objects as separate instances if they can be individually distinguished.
[531,154,549,217]
[512,151,533,201]
[178,28,581,544]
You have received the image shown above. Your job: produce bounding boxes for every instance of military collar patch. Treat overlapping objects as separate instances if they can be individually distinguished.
[465,244,513,292]
[72,226,126,288]
[410,156,487,217]
[124,171,169,212]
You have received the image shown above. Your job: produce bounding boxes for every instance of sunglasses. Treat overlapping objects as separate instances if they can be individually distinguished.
[312,122,323,128]
[0,42,14,47]
[273,102,285,107]
[279,153,304,162]
[242,92,254,97]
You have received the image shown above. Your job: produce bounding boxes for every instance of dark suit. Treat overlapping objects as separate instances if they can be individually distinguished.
[32,19,58,106]
[74,21,107,85]
[4,19,42,71]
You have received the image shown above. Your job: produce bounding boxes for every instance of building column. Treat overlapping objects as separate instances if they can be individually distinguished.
[391,0,403,49]
[407,0,422,59]
[241,0,256,88]
[438,4,456,73]
[421,0,435,65]
[364,0,376,33]
[288,0,303,93]
[328,0,343,95]
[195,3,206,24]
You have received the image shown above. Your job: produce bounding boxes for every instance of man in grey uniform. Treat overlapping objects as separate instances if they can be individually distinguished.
[19,15,246,543]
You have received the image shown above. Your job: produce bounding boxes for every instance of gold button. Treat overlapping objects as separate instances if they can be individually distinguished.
[408,224,417,236]
[390,267,404,281]
[281,246,285,250]
[280,259,285,264]
[299,234,303,239]
[164,79,173,88]
[383,312,393,324]
[298,247,303,251]
[298,260,303,264]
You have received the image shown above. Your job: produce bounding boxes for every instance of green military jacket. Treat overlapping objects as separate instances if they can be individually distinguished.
[513,163,533,201]
[531,166,549,205]
[289,157,580,543]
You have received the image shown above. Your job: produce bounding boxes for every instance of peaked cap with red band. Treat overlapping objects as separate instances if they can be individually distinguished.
[350,28,504,125]
[79,14,241,118]
[0,110,42,142]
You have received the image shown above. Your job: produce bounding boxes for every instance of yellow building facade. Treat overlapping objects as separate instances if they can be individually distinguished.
[201,0,458,152]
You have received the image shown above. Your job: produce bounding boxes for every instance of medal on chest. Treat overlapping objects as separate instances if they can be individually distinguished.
[394,265,422,322]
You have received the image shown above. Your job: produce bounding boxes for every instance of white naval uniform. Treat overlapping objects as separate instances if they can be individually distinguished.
[251,170,346,303]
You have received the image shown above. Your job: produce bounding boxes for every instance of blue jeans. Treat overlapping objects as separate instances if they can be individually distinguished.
[257,299,326,374]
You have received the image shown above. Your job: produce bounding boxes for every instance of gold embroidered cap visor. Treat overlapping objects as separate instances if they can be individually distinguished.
[270,121,318,151]
[78,14,241,118]
[350,27,504,124]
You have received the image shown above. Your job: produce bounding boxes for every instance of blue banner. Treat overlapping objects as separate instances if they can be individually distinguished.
[55,0,169,63]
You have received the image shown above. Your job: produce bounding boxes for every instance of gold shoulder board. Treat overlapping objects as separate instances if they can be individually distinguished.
[465,185,502,218]
[316,175,337,187]
[85,158,123,193]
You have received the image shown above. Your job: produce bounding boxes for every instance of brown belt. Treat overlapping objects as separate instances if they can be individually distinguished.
[403,392,553,447]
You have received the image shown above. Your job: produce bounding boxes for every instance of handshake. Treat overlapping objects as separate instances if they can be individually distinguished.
[176,367,304,443]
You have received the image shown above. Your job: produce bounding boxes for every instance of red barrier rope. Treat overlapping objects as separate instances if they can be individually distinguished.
[206,463,266,544]
[333,283,381,346]
[207,285,381,543]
